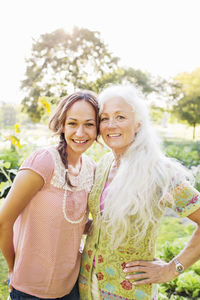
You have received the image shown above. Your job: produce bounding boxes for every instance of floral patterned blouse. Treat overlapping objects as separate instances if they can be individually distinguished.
[79,152,200,300]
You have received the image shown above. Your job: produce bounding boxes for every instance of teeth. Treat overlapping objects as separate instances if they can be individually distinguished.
[73,140,87,144]
[108,134,121,137]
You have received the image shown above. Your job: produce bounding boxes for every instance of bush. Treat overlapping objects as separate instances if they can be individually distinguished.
[157,218,200,299]
[164,143,200,167]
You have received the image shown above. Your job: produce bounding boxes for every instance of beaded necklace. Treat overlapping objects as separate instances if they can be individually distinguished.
[62,189,86,224]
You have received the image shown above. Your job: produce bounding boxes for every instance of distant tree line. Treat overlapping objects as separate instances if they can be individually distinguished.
[19,27,200,139]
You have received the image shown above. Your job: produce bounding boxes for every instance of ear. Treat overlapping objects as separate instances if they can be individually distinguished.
[135,121,141,134]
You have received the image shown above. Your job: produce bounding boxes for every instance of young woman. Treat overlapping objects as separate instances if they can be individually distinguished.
[0,91,99,300]
[79,85,200,300]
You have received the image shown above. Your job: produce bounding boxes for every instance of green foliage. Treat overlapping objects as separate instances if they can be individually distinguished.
[21,26,161,123]
[173,96,200,140]
[165,144,200,167]
[0,103,17,128]
[159,239,187,262]
[171,68,200,140]
[21,27,119,122]
[176,271,200,298]
[0,160,17,197]
[191,165,200,192]
[150,106,166,123]
[85,140,109,162]
[157,217,200,299]
[80,66,156,95]
[163,140,200,167]
[156,217,195,254]
[190,260,200,276]
[0,251,8,300]
[0,147,20,198]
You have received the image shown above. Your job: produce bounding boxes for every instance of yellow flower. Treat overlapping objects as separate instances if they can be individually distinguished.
[14,123,20,133]
[5,135,21,148]
[39,97,51,115]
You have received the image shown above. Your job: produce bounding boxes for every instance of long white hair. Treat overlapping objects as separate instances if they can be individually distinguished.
[98,84,192,248]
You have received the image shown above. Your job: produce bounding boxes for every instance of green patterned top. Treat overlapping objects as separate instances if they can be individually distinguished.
[79,153,200,300]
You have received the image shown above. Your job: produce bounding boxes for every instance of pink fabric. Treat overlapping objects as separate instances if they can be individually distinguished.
[11,148,95,298]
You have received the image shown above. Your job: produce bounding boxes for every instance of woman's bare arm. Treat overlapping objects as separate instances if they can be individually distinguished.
[0,169,44,272]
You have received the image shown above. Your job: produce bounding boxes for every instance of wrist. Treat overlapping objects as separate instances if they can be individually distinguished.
[172,257,185,275]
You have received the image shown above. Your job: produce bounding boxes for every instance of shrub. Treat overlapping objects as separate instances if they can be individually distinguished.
[157,217,200,299]
[164,144,200,167]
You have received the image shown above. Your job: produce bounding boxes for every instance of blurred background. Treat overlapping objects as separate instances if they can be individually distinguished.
[0,0,200,299]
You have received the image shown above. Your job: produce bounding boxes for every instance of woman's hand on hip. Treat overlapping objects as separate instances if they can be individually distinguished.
[123,258,176,285]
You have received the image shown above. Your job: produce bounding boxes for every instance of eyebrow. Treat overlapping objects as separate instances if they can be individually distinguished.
[101,110,127,114]
[66,117,95,122]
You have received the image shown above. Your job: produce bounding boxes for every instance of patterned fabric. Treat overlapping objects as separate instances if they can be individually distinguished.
[48,146,94,192]
[79,153,200,300]
[11,147,95,298]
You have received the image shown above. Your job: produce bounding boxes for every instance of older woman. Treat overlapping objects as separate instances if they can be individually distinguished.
[79,85,200,300]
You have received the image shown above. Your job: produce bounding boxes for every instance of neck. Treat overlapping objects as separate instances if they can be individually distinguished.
[67,153,82,168]
[112,153,121,168]
[65,144,82,168]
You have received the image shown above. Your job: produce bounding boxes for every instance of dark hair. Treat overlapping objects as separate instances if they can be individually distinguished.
[49,90,99,186]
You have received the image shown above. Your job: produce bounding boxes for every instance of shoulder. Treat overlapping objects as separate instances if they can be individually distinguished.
[172,180,200,217]
[19,147,55,184]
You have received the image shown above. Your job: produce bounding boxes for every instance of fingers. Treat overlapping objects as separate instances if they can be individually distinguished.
[9,284,13,293]
[125,270,162,285]
[125,260,150,268]
[126,272,148,280]
[122,260,172,285]
[124,266,147,273]
[8,273,13,293]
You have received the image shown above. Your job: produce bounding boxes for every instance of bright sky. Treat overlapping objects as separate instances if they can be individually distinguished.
[1,0,200,104]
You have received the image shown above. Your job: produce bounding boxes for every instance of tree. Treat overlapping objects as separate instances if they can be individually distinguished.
[80,67,156,95]
[21,27,119,122]
[172,68,200,140]
[0,103,16,128]
[173,95,200,140]
[21,27,160,122]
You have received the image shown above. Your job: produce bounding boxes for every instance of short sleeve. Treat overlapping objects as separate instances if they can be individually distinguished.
[172,181,200,217]
[19,149,54,184]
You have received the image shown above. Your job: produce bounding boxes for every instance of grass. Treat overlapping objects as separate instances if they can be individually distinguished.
[0,252,8,300]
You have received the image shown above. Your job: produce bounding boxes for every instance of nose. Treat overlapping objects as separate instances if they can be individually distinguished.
[76,125,84,137]
[107,118,117,128]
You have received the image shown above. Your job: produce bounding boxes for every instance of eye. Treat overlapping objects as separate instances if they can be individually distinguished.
[100,117,108,122]
[86,123,95,127]
[117,115,125,120]
[67,122,76,126]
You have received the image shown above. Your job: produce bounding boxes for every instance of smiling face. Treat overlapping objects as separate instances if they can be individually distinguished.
[63,100,97,157]
[100,97,140,156]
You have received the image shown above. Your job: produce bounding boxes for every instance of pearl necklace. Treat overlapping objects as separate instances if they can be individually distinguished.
[62,189,86,224]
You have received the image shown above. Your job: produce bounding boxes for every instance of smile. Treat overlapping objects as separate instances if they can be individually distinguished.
[72,139,88,144]
[107,134,121,137]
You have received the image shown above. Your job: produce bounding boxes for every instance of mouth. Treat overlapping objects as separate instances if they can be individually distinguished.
[107,134,121,138]
[72,139,89,144]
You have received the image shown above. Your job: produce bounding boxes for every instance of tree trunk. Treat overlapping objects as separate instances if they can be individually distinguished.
[193,123,196,140]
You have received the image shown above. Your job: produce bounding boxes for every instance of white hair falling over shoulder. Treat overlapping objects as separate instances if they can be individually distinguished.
[98,84,192,249]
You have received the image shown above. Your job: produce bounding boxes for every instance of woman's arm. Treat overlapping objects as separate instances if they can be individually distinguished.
[123,208,200,285]
[0,169,44,273]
